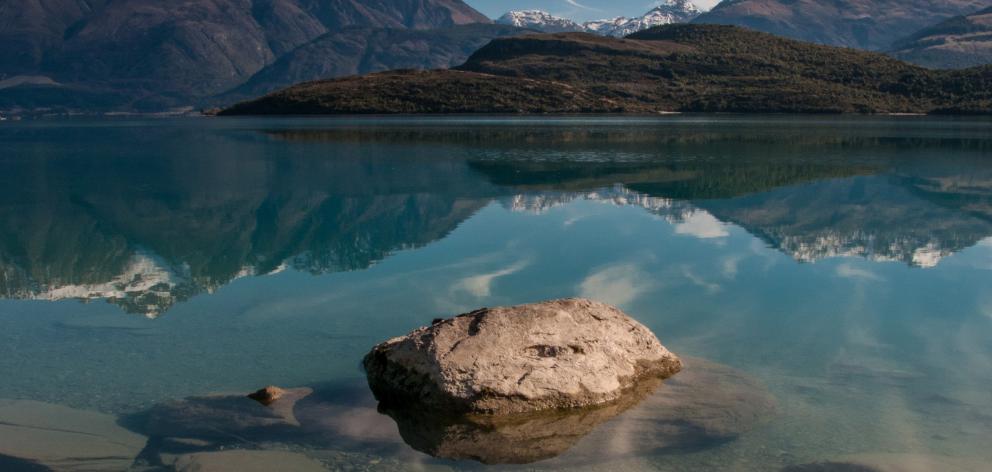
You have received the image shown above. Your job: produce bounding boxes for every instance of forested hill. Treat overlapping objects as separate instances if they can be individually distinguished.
[222,25,992,115]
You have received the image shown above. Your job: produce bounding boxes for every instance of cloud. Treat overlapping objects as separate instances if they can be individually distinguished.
[674,211,729,239]
[563,215,586,227]
[721,255,743,279]
[682,265,721,293]
[579,263,653,306]
[564,0,601,11]
[454,260,530,298]
[835,263,883,281]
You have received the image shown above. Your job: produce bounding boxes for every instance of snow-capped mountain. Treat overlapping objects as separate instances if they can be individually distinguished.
[598,1,703,37]
[497,1,702,38]
[496,10,587,33]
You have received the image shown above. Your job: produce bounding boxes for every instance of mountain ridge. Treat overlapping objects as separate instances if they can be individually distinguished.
[0,0,493,111]
[497,1,701,37]
[889,6,992,69]
[692,0,989,51]
[221,24,992,116]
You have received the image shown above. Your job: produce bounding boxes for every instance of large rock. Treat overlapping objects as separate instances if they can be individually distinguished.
[362,298,683,414]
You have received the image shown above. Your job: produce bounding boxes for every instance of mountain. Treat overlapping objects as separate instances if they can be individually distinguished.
[498,1,701,37]
[889,6,992,69]
[589,1,703,37]
[692,0,989,51]
[0,0,492,111]
[217,23,526,103]
[0,0,107,74]
[221,25,992,116]
[496,10,586,33]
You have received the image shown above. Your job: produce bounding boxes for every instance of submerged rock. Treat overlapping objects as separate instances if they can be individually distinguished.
[0,399,146,471]
[783,454,990,472]
[363,298,682,414]
[173,450,327,472]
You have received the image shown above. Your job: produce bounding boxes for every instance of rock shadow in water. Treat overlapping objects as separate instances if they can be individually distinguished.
[380,376,665,465]
[121,358,774,467]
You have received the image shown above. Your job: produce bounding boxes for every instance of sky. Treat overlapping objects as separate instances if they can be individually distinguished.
[466,0,722,22]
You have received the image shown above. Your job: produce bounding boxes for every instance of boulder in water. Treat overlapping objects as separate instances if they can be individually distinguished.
[363,298,683,414]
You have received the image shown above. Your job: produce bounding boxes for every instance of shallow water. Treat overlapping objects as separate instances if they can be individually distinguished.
[1,116,991,471]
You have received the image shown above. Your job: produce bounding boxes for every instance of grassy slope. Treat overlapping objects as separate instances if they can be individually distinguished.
[221,25,992,115]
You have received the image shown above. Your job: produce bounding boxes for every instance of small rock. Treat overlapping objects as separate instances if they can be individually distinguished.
[248,386,285,406]
[363,298,682,414]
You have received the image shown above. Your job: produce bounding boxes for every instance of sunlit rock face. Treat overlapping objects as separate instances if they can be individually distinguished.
[363,299,683,414]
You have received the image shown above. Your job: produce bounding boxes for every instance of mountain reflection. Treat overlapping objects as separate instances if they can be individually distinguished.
[1,120,991,316]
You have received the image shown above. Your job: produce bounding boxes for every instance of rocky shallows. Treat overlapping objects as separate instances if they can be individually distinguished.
[362,298,683,415]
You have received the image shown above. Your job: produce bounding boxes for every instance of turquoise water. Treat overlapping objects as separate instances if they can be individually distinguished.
[1,116,991,470]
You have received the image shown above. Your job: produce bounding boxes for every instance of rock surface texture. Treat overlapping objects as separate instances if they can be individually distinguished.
[363,298,683,414]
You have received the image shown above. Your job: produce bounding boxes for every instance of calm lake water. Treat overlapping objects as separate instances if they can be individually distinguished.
[1,116,991,471]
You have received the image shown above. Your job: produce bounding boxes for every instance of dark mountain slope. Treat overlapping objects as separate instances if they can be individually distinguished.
[0,0,490,110]
[220,24,528,102]
[889,6,992,69]
[0,0,106,74]
[221,25,992,115]
[692,0,988,50]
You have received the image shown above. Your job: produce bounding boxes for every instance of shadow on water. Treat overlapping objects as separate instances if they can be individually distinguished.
[119,357,774,468]
[0,455,51,472]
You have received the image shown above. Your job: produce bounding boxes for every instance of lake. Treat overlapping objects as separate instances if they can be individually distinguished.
[1,116,991,471]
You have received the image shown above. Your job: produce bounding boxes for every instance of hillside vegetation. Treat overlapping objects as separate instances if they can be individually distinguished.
[222,25,992,115]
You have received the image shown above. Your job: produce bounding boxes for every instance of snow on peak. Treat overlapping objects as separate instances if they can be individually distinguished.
[496,10,585,33]
[497,2,702,38]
